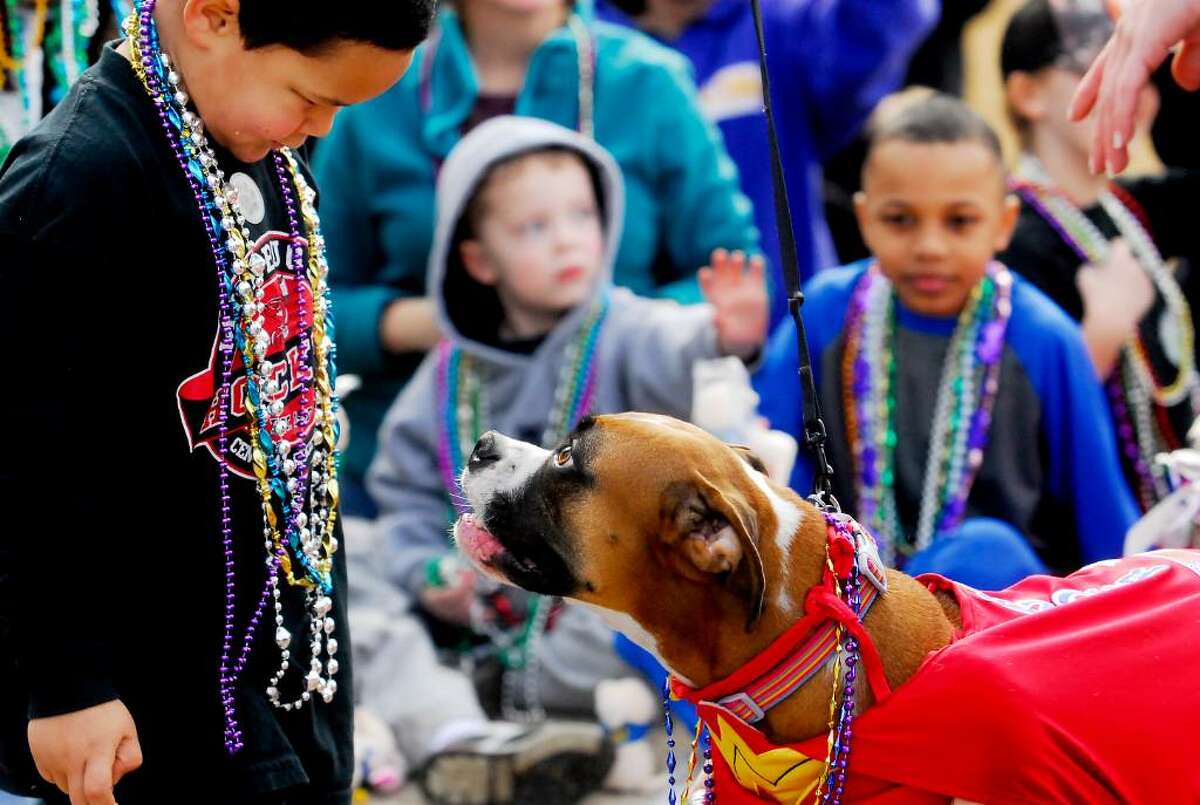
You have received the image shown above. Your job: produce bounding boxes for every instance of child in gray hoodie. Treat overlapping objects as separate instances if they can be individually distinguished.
[365,115,767,734]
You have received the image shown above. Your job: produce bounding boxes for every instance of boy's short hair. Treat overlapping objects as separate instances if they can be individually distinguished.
[867,92,1004,167]
[239,0,437,55]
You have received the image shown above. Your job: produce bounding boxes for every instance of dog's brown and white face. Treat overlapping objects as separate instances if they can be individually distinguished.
[455,412,825,682]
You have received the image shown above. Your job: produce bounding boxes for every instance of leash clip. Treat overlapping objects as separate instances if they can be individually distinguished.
[807,489,841,513]
[788,290,838,505]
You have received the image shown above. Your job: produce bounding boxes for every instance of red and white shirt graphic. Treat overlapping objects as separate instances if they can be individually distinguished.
[177,231,316,479]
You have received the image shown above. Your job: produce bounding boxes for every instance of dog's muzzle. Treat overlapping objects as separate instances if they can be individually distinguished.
[459,431,550,515]
[454,431,579,595]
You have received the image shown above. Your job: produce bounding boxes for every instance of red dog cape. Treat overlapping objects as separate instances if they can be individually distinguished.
[690,549,1200,804]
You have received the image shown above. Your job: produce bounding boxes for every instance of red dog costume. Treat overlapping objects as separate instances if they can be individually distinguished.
[678,549,1200,804]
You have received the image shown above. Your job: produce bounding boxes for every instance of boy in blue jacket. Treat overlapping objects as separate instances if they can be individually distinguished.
[755,94,1138,588]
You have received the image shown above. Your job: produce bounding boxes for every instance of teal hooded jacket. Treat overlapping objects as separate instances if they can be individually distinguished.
[314,8,759,481]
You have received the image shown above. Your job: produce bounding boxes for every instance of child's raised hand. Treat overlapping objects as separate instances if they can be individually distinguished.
[699,248,768,361]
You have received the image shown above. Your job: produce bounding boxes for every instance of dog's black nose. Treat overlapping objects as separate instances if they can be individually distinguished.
[469,432,501,470]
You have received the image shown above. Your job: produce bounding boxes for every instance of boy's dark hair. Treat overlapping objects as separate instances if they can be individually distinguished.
[239,0,437,55]
[867,93,1004,166]
[603,0,647,15]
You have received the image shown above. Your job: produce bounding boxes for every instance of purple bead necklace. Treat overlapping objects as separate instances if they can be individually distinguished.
[844,263,1012,564]
[663,680,715,804]
[811,513,868,801]
[126,2,340,754]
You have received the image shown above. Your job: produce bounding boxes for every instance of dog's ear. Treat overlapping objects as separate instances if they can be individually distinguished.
[728,444,768,476]
[659,475,766,630]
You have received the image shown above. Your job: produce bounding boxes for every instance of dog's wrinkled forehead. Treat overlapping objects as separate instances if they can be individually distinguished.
[465,413,719,525]
[576,412,748,480]
[455,412,774,604]
[566,412,756,517]
[551,413,772,612]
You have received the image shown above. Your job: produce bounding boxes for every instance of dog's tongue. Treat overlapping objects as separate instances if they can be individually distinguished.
[456,514,505,563]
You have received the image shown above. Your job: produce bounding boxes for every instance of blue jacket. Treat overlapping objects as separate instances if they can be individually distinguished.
[597,0,939,326]
[754,261,1139,571]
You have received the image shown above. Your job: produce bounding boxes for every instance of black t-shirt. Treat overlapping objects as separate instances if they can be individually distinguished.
[1000,171,1200,452]
[0,46,352,801]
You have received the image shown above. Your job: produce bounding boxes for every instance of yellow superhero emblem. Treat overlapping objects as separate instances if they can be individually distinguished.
[708,712,825,803]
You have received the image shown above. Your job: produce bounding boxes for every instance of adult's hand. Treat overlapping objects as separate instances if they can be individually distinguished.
[28,699,143,805]
[1070,0,1200,175]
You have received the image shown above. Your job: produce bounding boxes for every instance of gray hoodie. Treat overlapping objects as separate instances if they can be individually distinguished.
[367,115,723,602]
[365,117,728,713]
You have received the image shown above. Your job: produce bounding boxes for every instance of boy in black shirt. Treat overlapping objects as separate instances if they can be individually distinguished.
[999,0,1200,512]
[0,0,433,802]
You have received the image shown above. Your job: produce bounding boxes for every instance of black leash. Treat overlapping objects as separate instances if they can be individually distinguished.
[748,0,837,508]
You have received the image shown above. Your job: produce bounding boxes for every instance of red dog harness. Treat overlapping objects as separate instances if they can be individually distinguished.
[670,513,889,802]
[672,513,890,722]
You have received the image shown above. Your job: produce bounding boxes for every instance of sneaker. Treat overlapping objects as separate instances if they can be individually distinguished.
[420,719,614,805]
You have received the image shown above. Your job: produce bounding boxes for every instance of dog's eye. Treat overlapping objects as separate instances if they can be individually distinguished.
[553,443,574,467]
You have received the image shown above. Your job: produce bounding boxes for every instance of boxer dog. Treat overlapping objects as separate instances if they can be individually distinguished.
[453,412,1200,803]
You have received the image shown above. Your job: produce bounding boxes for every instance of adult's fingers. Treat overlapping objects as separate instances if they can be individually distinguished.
[1173,40,1200,89]
[1088,61,1115,173]
[1074,0,1200,171]
[1094,27,1134,174]
[1071,37,1111,122]
[1107,61,1151,174]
